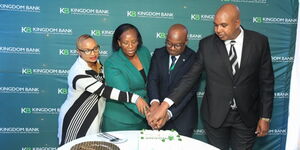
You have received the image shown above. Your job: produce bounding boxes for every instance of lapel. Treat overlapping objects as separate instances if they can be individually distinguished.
[117,49,145,83]
[160,48,170,80]
[214,35,234,80]
[138,48,150,77]
[170,48,187,76]
[234,30,251,81]
[168,47,190,84]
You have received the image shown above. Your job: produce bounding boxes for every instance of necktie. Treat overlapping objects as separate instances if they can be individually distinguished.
[169,56,176,71]
[229,41,238,110]
[229,41,239,75]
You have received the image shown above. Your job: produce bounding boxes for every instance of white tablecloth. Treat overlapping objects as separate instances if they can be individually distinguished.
[58,130,219,150]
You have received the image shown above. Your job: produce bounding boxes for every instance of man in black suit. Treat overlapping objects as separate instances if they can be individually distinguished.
[147,24,199,137]
[148,4,274,149]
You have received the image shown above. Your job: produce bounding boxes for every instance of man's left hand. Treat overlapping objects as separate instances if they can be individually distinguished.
[255,118,270,137]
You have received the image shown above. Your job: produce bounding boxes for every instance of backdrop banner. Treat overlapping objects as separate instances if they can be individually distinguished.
[0,0,298,149]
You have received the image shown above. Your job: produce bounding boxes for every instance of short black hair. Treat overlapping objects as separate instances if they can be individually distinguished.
[112,23,143,51]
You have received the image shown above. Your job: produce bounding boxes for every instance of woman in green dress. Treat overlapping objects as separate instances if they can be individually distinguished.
[102,23,151,131]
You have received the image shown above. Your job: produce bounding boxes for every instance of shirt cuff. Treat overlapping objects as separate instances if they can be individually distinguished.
[163,97,174,107]
[150,99,160,105]
[131,94,139,103]
[167,109,173,119]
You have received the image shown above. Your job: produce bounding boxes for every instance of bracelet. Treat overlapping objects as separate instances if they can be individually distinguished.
[261,118,271,122]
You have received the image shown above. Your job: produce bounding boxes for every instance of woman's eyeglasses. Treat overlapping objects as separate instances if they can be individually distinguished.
[78,45,100,55]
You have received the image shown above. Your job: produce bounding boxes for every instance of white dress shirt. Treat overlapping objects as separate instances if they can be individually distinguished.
[224,27,244,68]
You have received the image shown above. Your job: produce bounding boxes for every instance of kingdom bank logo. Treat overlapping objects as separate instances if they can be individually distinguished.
[22,68,69,76]
[127,11,137,17]
[60,7,109,16]
[0,86,39,94]
[0,3,40,12]
[0,127,39,134]
[59,49,77,56]
[274,92,289,99]
[21,108,32,114]
[21,26,72,35]
[253,17,262,23]
[156,32,167,39]
[21,27,32,33]
[58,88,68,94]
[127,10,174,19]
[21,68,33,74]
[0,46,40,55]
[221,0,267,3]
[191,14,200,21]
[268,129,287,135]
[253,17,297,24]
[91,29,114,37]
[155,32,202,40]
[60,8,70,14]
[91,30,101,36]
[21,107,60,114]
[191,14,214,21]
[272,56,294,62]
[188,33,202,40]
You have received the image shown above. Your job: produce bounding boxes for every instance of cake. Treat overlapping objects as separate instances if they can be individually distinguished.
[138,129,183,150]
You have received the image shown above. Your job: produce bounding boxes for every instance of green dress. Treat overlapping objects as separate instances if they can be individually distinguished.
[102,46,151,131]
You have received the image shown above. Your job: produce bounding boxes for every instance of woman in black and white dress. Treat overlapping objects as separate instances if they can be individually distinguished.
[58,34,149,146]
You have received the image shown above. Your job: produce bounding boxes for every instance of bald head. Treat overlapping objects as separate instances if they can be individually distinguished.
[216,4,240,21]
[214,4,241,41]
[166,24,188,56]
[167,24,188,41]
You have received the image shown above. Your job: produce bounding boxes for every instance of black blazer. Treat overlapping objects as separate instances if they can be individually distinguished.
[168,29,274,128]
[147,46,199,132]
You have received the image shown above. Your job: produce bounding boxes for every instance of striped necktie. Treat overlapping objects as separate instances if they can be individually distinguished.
[229,41,238,110]
[229,41,239,76]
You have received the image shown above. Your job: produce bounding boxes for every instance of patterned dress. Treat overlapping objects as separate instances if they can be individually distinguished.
[58,57,139,145]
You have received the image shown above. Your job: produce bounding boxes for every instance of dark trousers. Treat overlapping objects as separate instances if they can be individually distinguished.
[204,109,256,150]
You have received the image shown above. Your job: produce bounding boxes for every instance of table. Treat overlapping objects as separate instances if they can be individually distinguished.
[58,130,219,150]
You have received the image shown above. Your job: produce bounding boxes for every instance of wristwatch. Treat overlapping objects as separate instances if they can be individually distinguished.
[261,117,271,122]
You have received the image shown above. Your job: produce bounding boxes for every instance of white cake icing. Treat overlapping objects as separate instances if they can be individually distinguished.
[138,129,183,150]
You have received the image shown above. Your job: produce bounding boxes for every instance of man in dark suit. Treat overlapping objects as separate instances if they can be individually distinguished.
[147,24,199,137]
[148,4,274,149]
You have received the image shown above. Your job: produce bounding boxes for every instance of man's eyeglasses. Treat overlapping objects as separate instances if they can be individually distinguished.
[165,41,185,49]
[78,45,100,55]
